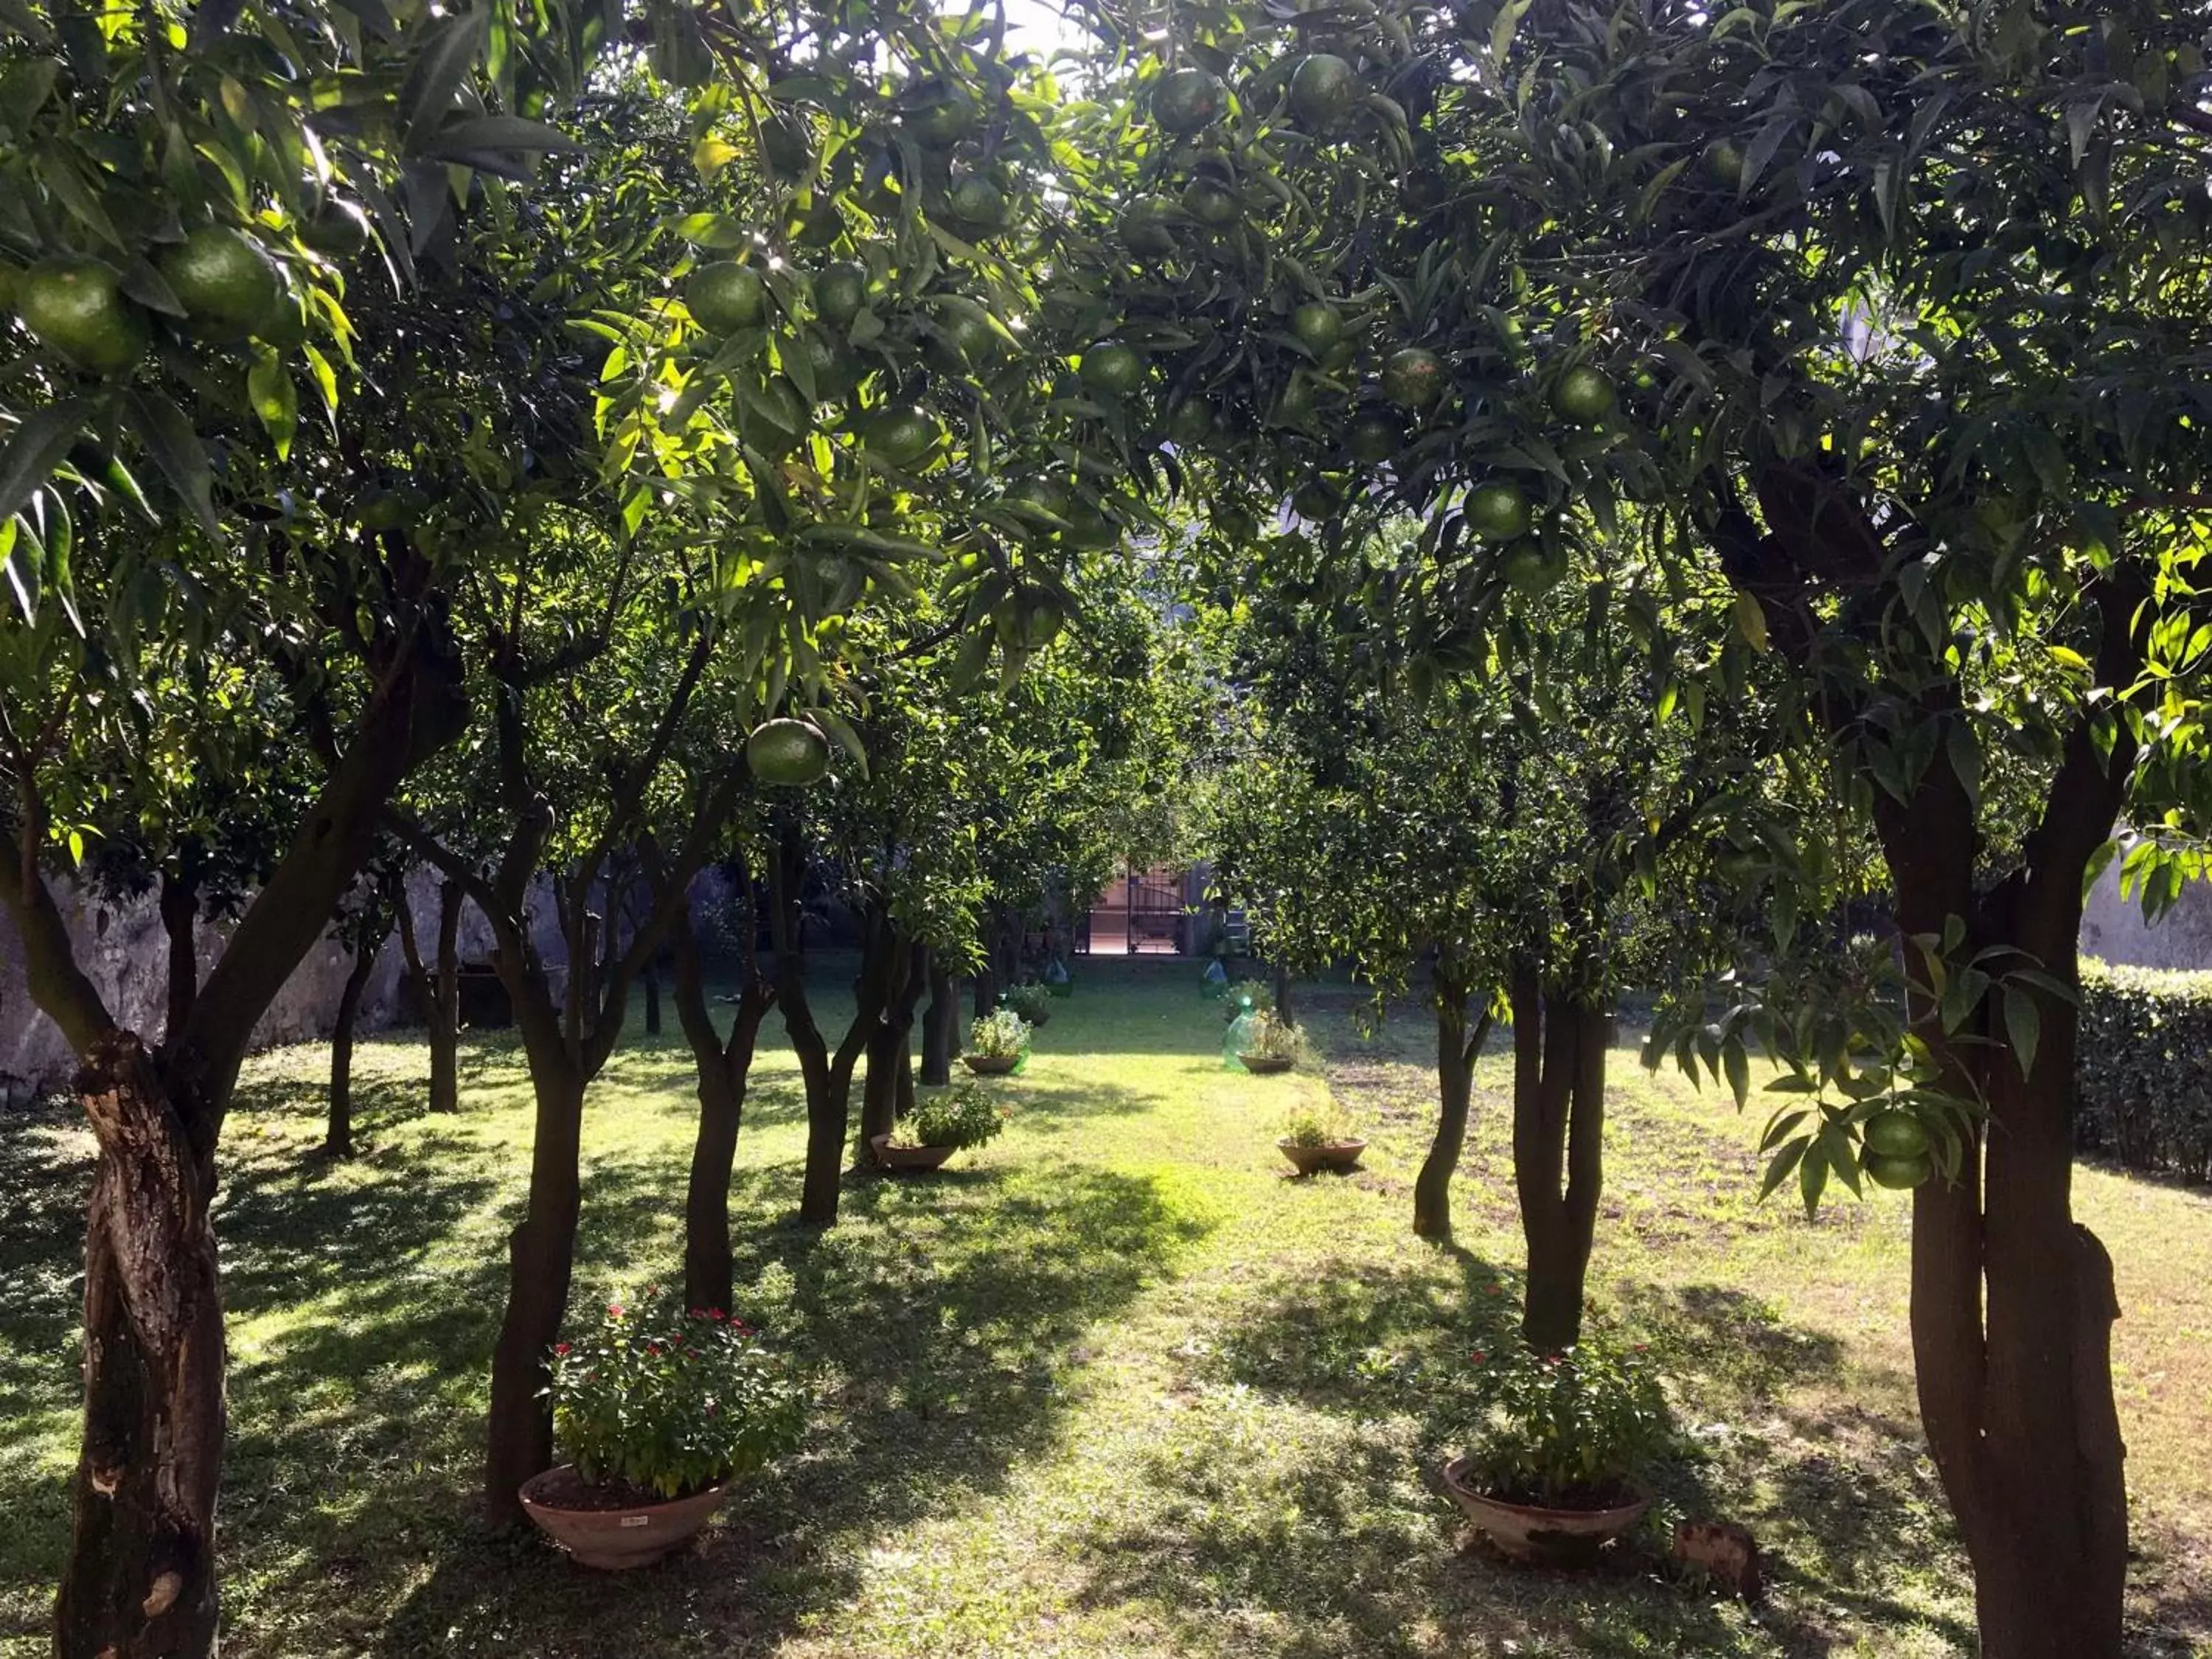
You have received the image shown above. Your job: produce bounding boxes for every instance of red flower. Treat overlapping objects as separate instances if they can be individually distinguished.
[1484,1283,1500,1296]
[690,1307,706,1319]
[708,1308,726,1321]
[1470,1349,1486,1365]
[608,1303,625,1319]
[554,1342,571,1357]
[645,1343,661,1357]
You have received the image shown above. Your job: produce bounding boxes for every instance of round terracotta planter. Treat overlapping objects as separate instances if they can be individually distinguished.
[518,1466,729,1570]
[1239,1053,1296,1075]
[870,1134,956,1172]
[1277,1137,1366,1175]
[1439,1455,1650,1563]
[964,1053,1021,1075]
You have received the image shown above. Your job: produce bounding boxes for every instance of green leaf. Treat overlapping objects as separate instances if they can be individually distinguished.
[124,392,222,541]
[247,348,299,461]
[400,12,488,145]
[0,400,90,530]
[2001,984,2039,1080]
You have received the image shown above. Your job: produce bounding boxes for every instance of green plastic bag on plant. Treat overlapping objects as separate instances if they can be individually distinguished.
[1222,1001,1258,1070]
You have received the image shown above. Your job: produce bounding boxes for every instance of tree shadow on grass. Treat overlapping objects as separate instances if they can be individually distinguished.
[1071,1254,1975,1659]
[0,1105,91,1632]
[274,1156,1214,1659]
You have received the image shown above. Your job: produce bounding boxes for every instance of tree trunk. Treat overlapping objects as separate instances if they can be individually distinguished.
[1272,960,1293,1026]
[55,1034,225,1659]
[673,904,772,1315]
[430,878,463,1113]
[920,959,956,1085]
[325,933,380,1159]
[642,963,661,1037]
[482,1054,585,1529]
[1511,962,1610,1352]
[771,830,876,1228]
[1882,764,2129,1659]
[858,940,926,1160]
[972,963,997,1021]
[1414,973,1492,1241]
[158,872,198,1054]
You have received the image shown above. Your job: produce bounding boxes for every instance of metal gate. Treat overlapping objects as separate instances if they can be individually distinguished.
[1077,866,1188,955]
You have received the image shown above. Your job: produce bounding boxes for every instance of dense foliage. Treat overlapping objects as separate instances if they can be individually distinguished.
[2076,960,2212,1183]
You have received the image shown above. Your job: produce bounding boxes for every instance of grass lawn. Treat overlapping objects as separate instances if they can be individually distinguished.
[2,957,2208,1658]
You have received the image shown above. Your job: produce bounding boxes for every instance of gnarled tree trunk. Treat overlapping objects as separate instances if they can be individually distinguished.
[55,1034,224,1659]
[674,897,773,1315]
[1413,970,1493,1241]
[157,872,199,1051]
[1510,960,1610,1352]
[1883,748,2129,1659]
[400,877,465,1114]
[858,940,927,1160]
[325,928,382,1158]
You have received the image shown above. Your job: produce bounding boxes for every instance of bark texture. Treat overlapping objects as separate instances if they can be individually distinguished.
[324,929,381,1158]
[1510,962,1610,1352]
[673,894,773,1315]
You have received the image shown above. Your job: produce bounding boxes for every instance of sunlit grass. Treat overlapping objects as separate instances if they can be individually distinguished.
[1,959,2206,1657]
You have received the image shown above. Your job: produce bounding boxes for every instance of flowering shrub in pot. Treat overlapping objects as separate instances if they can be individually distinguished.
[1276,1097,1364,1174]
[519,1297,808,1568]
[1002,981,1054,1028]
[1239,1009,1303,1074]
[1441,1338,1672,1563]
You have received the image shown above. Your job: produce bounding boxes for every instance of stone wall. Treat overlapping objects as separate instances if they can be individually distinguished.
[0,869,518,1099]
[2080,856,2212,971]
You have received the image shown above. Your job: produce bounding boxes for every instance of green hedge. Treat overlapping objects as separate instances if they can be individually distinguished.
[2076,961,2212,1183]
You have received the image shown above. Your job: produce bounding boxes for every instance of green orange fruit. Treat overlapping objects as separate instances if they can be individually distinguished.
[687,261,768,335]
[902,87,978,148]
[946,174,1009,232]
[1291,476,1342,520]
[761,109,814,176]
[1502,540,1566,594]
[1865,1150,1933,1191]
[1552,365,1615,422]
[746,718,832,787]
[1380,346,1448,409]
[1707,139,1746,188]
[1119,195,1180,257]
[1467,481,1532,543]
[1180,176,1244,229]
[1290,301,1344,353]
[861,406,942,467]
[15,258,147,373]
[300,198,370,257]
[1153,66,1228,134]
[995,588,1067,650]
[1079,340,1145,397]
[1863,1109,1931,1161]
[160,227,282,334]
[1166,399,1218,445]
[1288,54,1357,129]
[814,262,868,330]
[1346,409,1401,463]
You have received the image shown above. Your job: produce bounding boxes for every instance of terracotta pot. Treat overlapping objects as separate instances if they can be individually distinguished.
[964,1053,1020,1075]
[1439,1455,1650,1563]
[1239,1053,1296,1075]
[518,1466,728,1570]
[870,1134,956,1172]
[1277,1137,1366,1175]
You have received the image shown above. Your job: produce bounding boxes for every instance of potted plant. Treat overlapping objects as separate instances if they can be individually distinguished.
[1441,1339,1671,1564]
[1220,978,1276,1022]
[521,1298,809,1570]
[964,1007,1031,1075]
[871,1080,1008,1171]
[1276,1098,1366,1174]
[1238,1007,1301,1075]
[1003,981,1054,1029]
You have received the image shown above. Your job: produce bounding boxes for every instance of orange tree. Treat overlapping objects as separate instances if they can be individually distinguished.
[1051,2,2212,1650]
[0,1,600,1649]
[1206,521,1793,1338]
